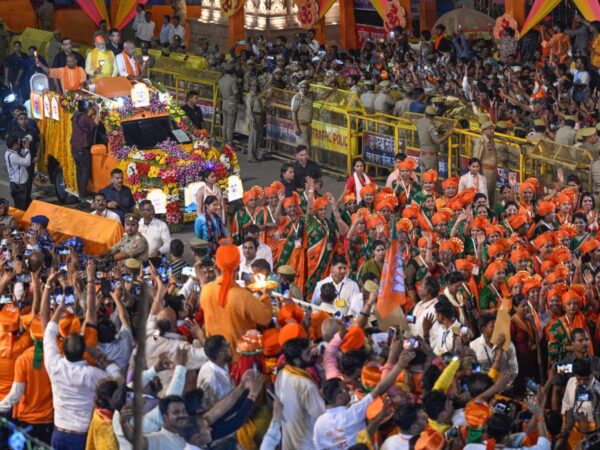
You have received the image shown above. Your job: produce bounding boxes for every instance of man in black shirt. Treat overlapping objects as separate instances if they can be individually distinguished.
[106,28,123,55]
[52,37,85,68]
[100,168,135,224]
[292,145,321,191]
[181,90,204,130]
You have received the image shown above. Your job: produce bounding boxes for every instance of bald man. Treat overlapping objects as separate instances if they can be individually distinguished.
[115,41,141,79]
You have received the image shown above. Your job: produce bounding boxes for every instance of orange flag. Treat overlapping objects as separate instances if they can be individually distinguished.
[376,234,409,319]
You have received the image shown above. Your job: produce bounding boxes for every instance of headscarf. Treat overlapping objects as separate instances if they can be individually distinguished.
[215,245,241,307]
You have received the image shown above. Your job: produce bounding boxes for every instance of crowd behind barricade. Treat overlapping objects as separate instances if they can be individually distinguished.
[4,9,600,450]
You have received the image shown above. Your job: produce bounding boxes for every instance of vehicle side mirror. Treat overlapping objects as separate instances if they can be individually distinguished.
[91,144,108,156]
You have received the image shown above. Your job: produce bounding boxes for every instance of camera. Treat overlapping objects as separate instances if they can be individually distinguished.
[556,363,573,374]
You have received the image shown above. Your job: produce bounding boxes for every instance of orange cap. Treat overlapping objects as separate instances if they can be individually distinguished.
[340,325,366,353]
[277,303,305,327]
[422,169,438,183]
[58,311,81,338]
[360,183,378,197]
[484,260,506,280]
[488,239,508,258]
[314,196,329,210]
[465,399,493,428]
[402,205,420,219]
[0,304,20,333]
[216,245,241,307]
[309,310,330,341]
[397,159,417,171]
[262,328,282,357]
[536,200,555,217]
[396,218,413,234]
[580,239,600,256]
[442,177,459,189]
[278,323,307,347]
[507,213,527,230]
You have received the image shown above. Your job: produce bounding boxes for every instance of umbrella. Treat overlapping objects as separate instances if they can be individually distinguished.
[432,8,495,37]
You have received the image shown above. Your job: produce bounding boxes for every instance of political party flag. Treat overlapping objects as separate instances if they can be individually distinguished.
[376,221,409,318]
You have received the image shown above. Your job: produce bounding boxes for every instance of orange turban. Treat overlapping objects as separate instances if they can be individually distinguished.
[547,285,568,304]
[422,169,438,183]
[432,210,451,225]
[361,364,382,390]
[440,240,460,254]
[313,197,329,210]
[277,304,305,327]
[541,260,555,274]
[533,232,555,249]
[488,239,508,258]
[367,214,384,229]
[546,267,567,285]
[522,278,541,296]
[343,192,357,204]
[418,237,428,248]
[396,218,413,233]
[402,205,420,219]
[470,216,490,231]
[519,180,536,196]
[484,261,506,280]
[442,177,459,189]
[548,247,571,264]
[262,329,281,357]
[457,187,477,207]
[264,186,275,197]
[340,325,366,353]
[508,274,523,289]
[485,225,505,238]
[510,248,531,263]
[561,289,581,307]
[283,192,301,210]
[270,180,284,194]
[536,201,555,217]
[397,159,417,171]
[309,311,331,341]
[360,183,378,198]
[278,323,307,347]
[508,213,528,230]
[447,197,464,210]
[243,191,257,205]
[580,239,600,256]
[375,200,394,212]
[465,400,493,429]
[0,304,20,333]
[216,245,241,307]
[456,258,475,272]
[555,193,572,206]
[58,312,81,338]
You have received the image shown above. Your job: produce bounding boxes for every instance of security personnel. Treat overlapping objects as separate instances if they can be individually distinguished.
[393,87,413,116]
[581,127,598,153]
[494,121,511,169]
[103,213,148,261]
[555,115,578,146]
[473,120,497,204]
[360,81,376,115]
[123,258,142,277]
[246,79,265,162]
[218,60,240,146]
[416,106,454,172]
[527,119,548,143]
[190,237,210,260]
[373,80,394,116]
[291,80,315,150]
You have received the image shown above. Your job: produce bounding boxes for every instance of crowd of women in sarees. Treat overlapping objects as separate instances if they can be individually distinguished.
[229,160,600,367]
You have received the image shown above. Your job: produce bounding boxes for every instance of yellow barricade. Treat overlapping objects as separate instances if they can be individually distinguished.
[11,27,53,60]
[149,58,185,95]
[174,69,220,136]
[264,87,297,160]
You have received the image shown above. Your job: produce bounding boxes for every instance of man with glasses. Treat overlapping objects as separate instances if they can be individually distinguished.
[90,192,121,223]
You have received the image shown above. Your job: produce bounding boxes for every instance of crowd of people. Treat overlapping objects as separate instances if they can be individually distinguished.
[3,6,600,450]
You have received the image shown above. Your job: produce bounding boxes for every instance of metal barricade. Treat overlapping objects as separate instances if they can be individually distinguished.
[174,69,221,135]
[149,58,184,97]
[264,87,297,160]
[360,114,413,173]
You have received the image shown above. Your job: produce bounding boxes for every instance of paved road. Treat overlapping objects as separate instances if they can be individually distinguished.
[0,143,348,247]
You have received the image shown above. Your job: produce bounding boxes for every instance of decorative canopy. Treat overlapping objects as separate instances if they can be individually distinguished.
[521,0,600,37]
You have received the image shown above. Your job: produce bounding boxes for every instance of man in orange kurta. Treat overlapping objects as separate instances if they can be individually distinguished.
[0,305,32,402]
[39,54,87,93]
[200,244,273,352]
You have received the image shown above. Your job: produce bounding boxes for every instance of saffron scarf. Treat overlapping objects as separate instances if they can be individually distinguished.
[122,53,140,76]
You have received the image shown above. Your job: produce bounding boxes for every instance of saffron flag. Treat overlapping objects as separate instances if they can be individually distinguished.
[376,226,409,318]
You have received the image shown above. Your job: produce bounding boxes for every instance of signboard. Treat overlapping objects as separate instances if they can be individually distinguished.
[362,131,395,168]
[266,115,297,146]
[51,96,60,121]
[228,175,243,202]
[356,24,386,48]
[197,99,215,123]
[43,94,51,118]
[311,121,350,154]
[131,83,150,108]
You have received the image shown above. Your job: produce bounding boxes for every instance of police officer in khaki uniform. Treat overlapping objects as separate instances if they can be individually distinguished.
[360,81,376,114]
[494,121,511,169]
[526,119,549,143]
[218,60,240,145]
[473,120,497,205]
[103,213,148,261]
[373,80,394,115]
[555,115,578,146]
[393,87,413,116]
[246,79,265,162]
[0,198,16,231]
[416,106,454,172]
[291,80,336,154]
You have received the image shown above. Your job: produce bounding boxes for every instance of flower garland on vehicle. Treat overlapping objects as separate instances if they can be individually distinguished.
[101,88,239,225]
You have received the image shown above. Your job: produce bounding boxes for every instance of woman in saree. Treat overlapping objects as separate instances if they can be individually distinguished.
[570,212,591,256]
[417,194,436,235]
[392,159,420,208]
[510,294,541,396]
[261,185,285,261]
[345,158,371,204]
[412,169,438,205]
[344,210,369,280]
[357,239,386,283]
[519,179,538,222]
[555,192,574,226]
[277,193,306,287]
[542,285,566,336]
[581,238,600,274]
[479,260,510,315]
[337,192,357,227]
[578,191,599,232]
[358,183,377,211]
[230,186,267,245]
[195,168,225,216]
[194,195,228,254]
[304,178,349,299]
[547,288,595,365]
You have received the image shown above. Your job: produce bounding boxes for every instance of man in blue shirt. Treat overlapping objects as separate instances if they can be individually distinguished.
[100,168,135,224]
[408,87,426,114]
[19,46,47,100]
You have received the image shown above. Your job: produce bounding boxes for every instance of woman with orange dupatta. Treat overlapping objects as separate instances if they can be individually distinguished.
[510,294,540,396]
[555,192,574,226]
[478,260,510,315]
[548,288,595,365]
[304,178,349,299]
[392,159,419,208]
[230,186,267,245]
[543,286,566,336]
[277,193,306,289]
[519,179,538,222]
